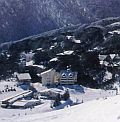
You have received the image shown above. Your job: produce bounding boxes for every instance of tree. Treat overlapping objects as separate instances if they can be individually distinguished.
[63,89,70,101]
[53,93,61,107]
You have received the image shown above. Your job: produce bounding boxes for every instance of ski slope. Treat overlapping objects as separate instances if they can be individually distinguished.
[0,81,118,122]
[1,94,120,122]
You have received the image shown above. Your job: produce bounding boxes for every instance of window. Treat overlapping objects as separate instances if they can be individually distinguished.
[69,73,73,78]
[62,73,66,78]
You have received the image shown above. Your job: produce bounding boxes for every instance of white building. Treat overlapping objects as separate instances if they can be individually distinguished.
[16,73,31,85]
[41,69,57,86]
[41,69,77,86]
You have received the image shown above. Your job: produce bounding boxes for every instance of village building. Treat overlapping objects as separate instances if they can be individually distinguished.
[16,73,32,85]
[56,50,79,63]
[40,68,77,86]
[41,69,58,86]
[59,69,78,85]
[25,52,35,62]
[99,54,120,67]
[99,54,120,83]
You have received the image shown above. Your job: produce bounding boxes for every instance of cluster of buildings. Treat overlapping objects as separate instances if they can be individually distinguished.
[16,69,78,86]
[17,50,78,86]
[99,54,120,67]
[41,69,78,86]
[99,54,120,82]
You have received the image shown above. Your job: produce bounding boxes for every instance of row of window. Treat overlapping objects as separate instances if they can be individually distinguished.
[61,73,76,78]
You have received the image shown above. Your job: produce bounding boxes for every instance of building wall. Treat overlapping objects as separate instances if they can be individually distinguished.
[59,70,77,85]
[41,69,56,86]
[41,69,78,85]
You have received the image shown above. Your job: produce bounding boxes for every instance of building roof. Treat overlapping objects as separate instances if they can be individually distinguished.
[12,100,40,107]
[99,55,107,61]
[57,50,74,56]
[32,65,45,69]
[17,73,31,81]
[110,54,116,59]
[60,70,78,77]
[50,57,58,62]
[41,69,55,75]
[26,60,34,66]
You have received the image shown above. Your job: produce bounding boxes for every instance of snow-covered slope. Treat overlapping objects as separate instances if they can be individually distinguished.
[3,95,120,122]
[0,82,119,122]
[0,0,120,43]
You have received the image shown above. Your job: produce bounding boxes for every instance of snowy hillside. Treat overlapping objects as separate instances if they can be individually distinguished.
[0,0,120,43]
[2,94,120,122]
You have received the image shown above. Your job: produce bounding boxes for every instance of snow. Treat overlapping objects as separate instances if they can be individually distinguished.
[66,35,73,39]
[73,39,81,44]
[26,60,34,66]
[110,54,116,60]
[63,51,74,55]
[32,65,45,69]
[12,99,41,107]
[50,57,58,62]
[2,94,120,122]
[99,55,107,61]
[0,81,118,122]
[0,81,24,101]
[103,71,112,82]
[57,51,74,56]
[109,30,120,34]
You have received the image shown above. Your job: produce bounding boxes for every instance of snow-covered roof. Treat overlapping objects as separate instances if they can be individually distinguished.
[50,46,55,50]
[17,73,31,81]
[99,55,107,61]
[66,35,73,39]
[41,69,55,75]
[50,57,58,62]
[12,100,40,107]
[36,48,43,51]
[32,65,45,69]
[57,51,74,56]
[109,29,120,35]
[40,88,64,95]
[110,54,116,59]
[103,61,109,66]
[73,39,81,44]
[26,60,34,66]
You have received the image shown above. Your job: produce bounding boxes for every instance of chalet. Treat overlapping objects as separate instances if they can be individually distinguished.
[41,68,78,86]
[59,69,77,85]
[17,73,31,85]
[41,69,57,86]
[56,50,78,63]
